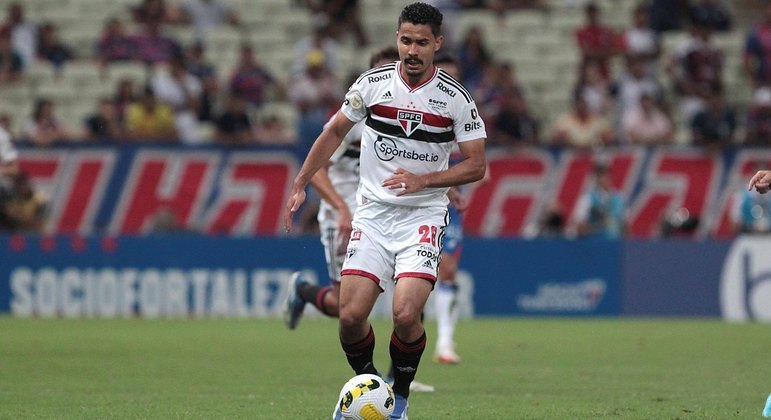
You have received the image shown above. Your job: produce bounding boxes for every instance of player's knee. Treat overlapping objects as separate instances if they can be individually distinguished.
[392,306,421,331]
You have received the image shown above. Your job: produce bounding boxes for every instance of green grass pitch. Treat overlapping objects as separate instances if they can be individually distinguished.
[0,317,768,419]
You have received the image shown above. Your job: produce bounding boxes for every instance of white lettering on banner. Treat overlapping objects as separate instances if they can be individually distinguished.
[720,236,771,322]
[516,279,606,312]
[9,267,317,318]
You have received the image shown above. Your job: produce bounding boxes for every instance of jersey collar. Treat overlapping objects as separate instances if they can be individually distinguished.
[397,62,438,93]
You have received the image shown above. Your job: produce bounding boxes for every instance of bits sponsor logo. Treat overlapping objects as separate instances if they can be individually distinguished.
[464,121,482,132]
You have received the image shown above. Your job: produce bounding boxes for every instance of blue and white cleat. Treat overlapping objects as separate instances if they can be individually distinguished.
[283,271,307,330]
[391,394,409,419]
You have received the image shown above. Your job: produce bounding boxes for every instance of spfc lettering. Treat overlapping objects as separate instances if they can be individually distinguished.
[397,110,423,136]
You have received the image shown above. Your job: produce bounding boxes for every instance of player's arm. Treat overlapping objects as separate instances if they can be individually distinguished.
[284,110,355,231]
[383,139,486,195]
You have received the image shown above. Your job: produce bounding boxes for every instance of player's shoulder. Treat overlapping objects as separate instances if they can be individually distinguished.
[355,62,397,86]
[434,68,473,104]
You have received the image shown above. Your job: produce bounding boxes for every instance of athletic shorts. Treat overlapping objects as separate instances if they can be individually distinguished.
[443,205,463,257]
[341,198,448,290]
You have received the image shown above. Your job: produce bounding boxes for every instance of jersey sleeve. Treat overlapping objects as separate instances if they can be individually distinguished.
[340,76,370,124]
[453,99,487,143]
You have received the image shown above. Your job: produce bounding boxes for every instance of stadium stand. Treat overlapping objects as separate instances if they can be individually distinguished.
[0,0,757,145]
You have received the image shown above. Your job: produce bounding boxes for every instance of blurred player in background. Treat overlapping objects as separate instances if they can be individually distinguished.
[431,53,466,365]
[284,45,435,393]
[284,3,487,418]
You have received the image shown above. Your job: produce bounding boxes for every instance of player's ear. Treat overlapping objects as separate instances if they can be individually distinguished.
[434,35,444,51]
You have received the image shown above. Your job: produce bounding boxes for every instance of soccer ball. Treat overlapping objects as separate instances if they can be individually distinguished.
[337,373,395,420]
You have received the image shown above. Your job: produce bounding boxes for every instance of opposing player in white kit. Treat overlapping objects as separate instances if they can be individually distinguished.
[284,3,486,418]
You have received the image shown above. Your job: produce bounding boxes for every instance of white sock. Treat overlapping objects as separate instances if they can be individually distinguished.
[434,282,458,353]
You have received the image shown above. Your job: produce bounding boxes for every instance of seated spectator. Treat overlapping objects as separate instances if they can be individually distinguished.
[0,123,18,177]
[288,49,343,150]
[489,90,539,148]
[535,202,567,238]
[1,170,47,233]
[574,61,613,117]
[476,61,523,121]
[255,113,296,145]
[621,3,661,76]
[125,86,177,141]
[0,28,23,84]
[151,55,203,144]
[132,0,170,26]
[690,89,736,148]
[575,2,621,82]
[132,21,182,65]
[0,2,37,67]
[229,44,281,109]
[745,87,771,146]
[21,99,71,147]
[649,0,690,33]
[457,25,492,91]
[743,3,771,89]
[689,0,732,32]
[84,98,125,142]
[113,78,138,122]
[214,94,254,144]
[667,19,724,124]
[95,18,135,66]
[36,22,73,70]
[551,96,614,150]
[291,20,339,78]
[574,164,625,239]
[171,0,240,41]
[621,93,674,146]
[185,41,218,121]
[611,55,665,127]
[305,0,368,47]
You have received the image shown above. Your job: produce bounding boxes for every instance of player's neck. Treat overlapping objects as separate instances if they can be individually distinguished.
[400,63,436,89]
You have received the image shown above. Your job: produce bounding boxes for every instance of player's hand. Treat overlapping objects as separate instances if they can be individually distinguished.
[448,187,469,213]
[749,170,771,194]
[382,168,426,196]
[283,186,306,232]
[336,205,353,255]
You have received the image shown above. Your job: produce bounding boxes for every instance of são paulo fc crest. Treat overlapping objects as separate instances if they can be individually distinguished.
[397,110,423,136]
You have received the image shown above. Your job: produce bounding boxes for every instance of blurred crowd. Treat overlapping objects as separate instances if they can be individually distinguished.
[2,0,771,237]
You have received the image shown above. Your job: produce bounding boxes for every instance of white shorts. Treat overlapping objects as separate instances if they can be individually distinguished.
[341,198,448,290]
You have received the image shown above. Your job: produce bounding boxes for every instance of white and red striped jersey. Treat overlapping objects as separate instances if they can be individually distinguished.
[318,118,363,220]
[340,61,486,208]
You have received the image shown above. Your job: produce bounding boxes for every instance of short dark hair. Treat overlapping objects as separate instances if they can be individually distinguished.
[398,2,443,37]
[369,45,399,67]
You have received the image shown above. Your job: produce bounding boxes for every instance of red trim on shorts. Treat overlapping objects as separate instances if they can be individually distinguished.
[395,272,437,283]
[341,269,381,288]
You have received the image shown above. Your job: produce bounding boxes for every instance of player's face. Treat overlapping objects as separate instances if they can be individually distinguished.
[396,23,442,82]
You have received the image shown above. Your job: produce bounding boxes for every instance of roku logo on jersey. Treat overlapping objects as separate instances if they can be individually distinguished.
[368,73,391,83]
[436,81,456,97]
[374,136,439,162]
